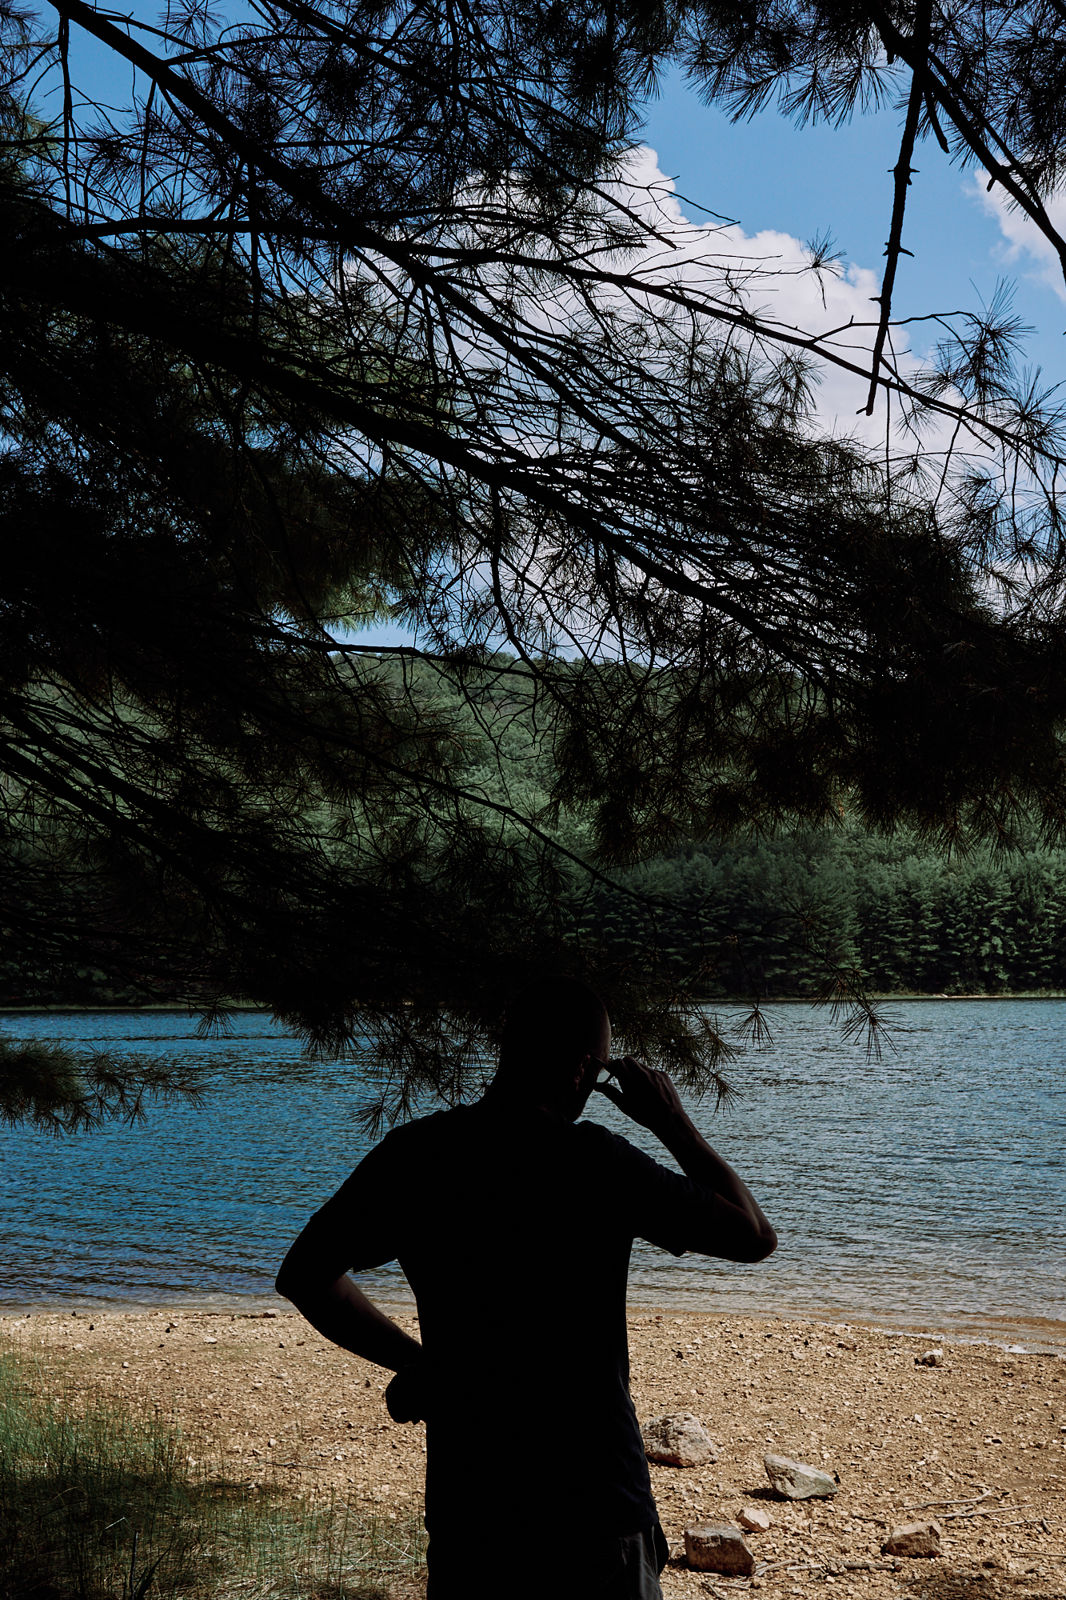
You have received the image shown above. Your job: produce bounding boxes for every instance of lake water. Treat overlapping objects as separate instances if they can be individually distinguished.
[1,1001,1064,1351]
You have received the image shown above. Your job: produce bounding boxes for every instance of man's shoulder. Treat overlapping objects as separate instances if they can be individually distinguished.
[573,1115,660,1171]
[375,1105,469,1151]
[372,1106,661,1179]
[372,1103,494,1165]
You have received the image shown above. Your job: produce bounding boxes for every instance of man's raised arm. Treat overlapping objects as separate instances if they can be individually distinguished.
[597,1058,777,1263]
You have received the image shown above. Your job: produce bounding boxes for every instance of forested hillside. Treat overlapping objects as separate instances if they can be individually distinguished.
[438,659,1066,999]
[7,654,1065,1006]
[575,829,1066,998]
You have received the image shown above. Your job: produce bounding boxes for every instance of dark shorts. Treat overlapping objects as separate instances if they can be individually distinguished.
[426,1521,670,1600]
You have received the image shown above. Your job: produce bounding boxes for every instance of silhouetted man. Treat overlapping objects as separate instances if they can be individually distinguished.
[276,977,776,1599]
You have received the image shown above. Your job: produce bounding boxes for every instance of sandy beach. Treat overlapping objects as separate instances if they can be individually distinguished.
[4,1306,1065,1599]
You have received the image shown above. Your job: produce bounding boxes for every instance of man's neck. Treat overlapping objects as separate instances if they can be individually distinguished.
[480,1082,573,1121]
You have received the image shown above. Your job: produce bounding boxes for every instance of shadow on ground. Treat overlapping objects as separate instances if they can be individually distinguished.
[901,1564,1065,1600]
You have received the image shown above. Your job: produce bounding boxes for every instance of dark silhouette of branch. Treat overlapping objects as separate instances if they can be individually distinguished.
[866,0,1066,281]
[5,0,1066,1123]
[865,0,931,416]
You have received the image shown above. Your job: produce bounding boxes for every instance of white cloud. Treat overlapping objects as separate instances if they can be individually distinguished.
[604,147,925,448]
[969,174,1066,302]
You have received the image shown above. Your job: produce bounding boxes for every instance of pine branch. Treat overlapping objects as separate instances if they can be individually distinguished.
[865,0,931,416]
[866,0,1066,285]
[0,1037,204,1133]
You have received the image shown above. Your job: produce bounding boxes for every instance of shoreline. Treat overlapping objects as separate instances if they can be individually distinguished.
[5,1295,1065,1358]
[4,993,1066,1014]
[5,1305,1064,1600]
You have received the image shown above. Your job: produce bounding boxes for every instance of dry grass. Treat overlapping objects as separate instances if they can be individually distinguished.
[0,1345,426,1600]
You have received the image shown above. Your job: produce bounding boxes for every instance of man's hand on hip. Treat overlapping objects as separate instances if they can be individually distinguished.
[385,1361,428,1424]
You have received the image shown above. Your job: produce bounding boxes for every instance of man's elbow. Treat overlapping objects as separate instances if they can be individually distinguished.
[736,1221,777,1264]
[275,1254,347,1307]
[689,1217,777,1264]
[275,1249,312,1304]
[705,1218,777,1264]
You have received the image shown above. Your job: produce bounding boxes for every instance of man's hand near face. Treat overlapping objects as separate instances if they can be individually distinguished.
[594,1056,687,1136]
[595,1056,777,1264]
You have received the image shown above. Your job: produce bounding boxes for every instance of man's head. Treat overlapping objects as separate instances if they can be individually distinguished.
[492,976,611,1119]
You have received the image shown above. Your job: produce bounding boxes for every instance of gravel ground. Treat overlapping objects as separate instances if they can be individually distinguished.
[4,1307,1065,1600]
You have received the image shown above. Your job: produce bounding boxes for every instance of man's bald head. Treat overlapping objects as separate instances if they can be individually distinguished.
[494,976,610,1111]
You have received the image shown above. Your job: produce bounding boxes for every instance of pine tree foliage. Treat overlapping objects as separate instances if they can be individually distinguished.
[4,0,1066,1123]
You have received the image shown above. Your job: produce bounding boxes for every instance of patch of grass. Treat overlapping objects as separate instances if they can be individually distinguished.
[0,1346,426,1599]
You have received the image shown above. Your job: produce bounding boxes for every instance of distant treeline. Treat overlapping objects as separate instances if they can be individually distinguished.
[8,826,1066,1006]
[570,828,1066,997]
[6,646,1066,1005]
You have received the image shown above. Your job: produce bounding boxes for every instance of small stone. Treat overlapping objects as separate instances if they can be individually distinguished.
[882,1521,942,1558]
[643,1412,718,1467]
[684,1524,755,1575]
[738,1506,772,1533]
[764,1453,838,1499]
[203,1336,218,1344]
[917,1349,945,1367]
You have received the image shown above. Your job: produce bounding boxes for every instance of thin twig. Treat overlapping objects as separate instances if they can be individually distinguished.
[943,1504,1034,1523]
[969,1518,1049,1531]
[753,1559,903,1578]
[865,0,931,415]
[903,1490,997,1512]
[867,0,1066,283]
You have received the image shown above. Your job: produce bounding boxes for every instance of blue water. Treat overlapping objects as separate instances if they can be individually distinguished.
[1,1002,1063,1347]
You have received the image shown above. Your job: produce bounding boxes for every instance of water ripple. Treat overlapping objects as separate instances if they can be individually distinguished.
[0,1001,1063,1347]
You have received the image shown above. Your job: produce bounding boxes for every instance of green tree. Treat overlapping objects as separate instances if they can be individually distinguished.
[6,0,1066,1125]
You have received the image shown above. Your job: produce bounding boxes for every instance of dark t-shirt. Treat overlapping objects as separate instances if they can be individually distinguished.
[305,1099,725,1537]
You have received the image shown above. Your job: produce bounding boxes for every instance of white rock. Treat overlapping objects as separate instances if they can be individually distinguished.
[642,1412,718,1467]
[916,1348,945,1367]
[684,1524,755,1575]
[882,1521,942,1558]
[737,1506,772,1533]
[763,1452,838,1499]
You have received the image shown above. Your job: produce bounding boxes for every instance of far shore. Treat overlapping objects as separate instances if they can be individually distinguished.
[4,992,1066,1013]
[5,1305,1065,1600]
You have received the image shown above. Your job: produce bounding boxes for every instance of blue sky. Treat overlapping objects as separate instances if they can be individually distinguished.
[377,74,1066,648]
[640,71,1066,383]
[51,29,1066,649]
[59,27,1066,383]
